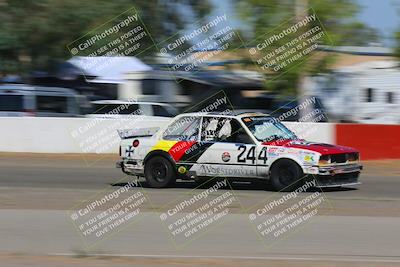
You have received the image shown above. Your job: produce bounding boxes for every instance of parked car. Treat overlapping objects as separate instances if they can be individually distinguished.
[238,92,328,122]
[0,84,85,117]
[271,96,328,122]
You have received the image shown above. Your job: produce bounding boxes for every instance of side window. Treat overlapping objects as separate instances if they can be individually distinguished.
[387,92,394,104]
[201,117,221,142]
[92,104,140,115]
[121,104,140,115]
[201,117,253,144]
[92,104,113,114]
[365,88,374,102]
[142,79,157,95]
[0,95,24,111]
[138,104,152,115]
[163,116,200,141]
[229,119,254,144]
[36,96,68,113]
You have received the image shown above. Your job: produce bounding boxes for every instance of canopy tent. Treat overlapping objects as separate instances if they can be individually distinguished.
[65,56,152,84]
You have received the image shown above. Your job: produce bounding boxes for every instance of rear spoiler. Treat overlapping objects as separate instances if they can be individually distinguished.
[117,127,160,139]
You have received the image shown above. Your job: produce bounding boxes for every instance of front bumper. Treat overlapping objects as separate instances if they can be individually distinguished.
[318,163,363,176]
[305,163,362,188]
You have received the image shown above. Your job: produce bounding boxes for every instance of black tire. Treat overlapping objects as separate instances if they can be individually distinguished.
[269,159,304,192]
[144,156,176,188]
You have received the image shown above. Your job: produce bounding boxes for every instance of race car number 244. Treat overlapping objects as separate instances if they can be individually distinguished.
[237,146,267,164]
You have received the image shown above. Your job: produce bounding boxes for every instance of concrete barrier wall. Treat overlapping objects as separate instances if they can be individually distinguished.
[0,117,398,160]
[0,117,171,153]
[336,124,400,160]
[0,118,334,154]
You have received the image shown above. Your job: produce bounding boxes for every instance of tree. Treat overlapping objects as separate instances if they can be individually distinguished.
[234,0,377,95]
[395,31,400,59]
[0,0,211,75]
[340,22,380,46]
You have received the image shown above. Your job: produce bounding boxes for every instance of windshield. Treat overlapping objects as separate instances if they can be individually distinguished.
[242,116,297,142]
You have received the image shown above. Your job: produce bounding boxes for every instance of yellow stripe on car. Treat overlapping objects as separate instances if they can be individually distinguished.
[150,140,178,152]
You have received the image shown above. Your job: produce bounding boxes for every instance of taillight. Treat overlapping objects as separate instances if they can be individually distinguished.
[132,139,139,147]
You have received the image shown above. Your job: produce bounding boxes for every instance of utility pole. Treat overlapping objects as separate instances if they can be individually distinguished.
[295,0,313,121]
[295,0,309,22]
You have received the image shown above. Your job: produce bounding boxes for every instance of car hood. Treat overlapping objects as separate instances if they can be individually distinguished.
[262,139,358,155]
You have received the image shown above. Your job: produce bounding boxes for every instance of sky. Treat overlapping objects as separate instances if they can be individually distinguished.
[356,0,399,46]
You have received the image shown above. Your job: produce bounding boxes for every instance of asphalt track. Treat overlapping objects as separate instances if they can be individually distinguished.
[0,153,400,266]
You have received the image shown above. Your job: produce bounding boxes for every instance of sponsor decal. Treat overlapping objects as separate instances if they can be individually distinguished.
[125,146,134,158]
[177,166,187,174]
[221,152,231,162]
[268,147,285,153]
[199,164,256,176]
[268,147,278,153]
[268,147,283,157]
[287,149,301,154]
[304,155,315,162]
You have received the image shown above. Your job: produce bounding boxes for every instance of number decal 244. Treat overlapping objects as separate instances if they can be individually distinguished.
[237,145,267,164]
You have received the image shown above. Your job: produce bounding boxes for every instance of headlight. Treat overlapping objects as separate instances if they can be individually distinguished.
[319,155,331,165]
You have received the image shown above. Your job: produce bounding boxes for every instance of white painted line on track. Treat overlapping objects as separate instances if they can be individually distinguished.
[50,253,400,263]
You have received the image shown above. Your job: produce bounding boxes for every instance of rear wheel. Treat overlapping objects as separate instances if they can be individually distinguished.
[144,156,176,188]
[270,159,303,192]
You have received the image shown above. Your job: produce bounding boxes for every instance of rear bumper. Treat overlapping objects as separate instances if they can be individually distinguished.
[116,159,144,175]
[116,160,123,168]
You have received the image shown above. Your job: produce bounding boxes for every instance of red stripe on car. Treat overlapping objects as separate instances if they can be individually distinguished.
[168,141,197,161]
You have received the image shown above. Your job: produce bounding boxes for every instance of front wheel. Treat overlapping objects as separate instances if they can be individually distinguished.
[144,156,176,188]
[269,159,303,192]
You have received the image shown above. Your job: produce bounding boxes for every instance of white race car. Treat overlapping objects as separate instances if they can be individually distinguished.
[116,112,362,191]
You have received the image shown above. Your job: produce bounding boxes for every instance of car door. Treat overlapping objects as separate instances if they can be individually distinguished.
[192,116,259,178]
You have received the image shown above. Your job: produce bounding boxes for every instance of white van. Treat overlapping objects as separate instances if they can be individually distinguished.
[0,84,84,117]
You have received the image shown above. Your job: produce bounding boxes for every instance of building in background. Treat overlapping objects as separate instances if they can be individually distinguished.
[306,46,400,124]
